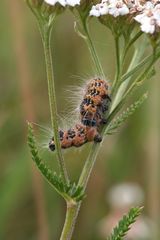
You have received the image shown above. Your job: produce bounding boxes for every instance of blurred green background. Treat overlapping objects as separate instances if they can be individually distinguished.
[0,1,160,240]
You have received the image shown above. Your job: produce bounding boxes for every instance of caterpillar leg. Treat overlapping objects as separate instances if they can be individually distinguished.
[94,134,102,143]
[101,118,107,124]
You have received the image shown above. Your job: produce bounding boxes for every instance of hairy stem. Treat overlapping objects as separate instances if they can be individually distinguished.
[41,25,69,184]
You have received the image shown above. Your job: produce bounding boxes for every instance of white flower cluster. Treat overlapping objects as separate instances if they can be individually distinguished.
[44,0,80,7]
[90,0,160,34]
[90,0,129,17]
[134,2,160,34]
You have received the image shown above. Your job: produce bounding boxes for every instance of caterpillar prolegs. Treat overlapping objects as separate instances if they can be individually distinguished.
[49,78,111,151]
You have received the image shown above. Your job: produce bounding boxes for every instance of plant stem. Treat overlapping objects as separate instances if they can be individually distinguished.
[60,202,80,240]
[60,142,101,240]
[111,31,143,100]
[123,31,142,60]
[82,20,105,77]
[78,143,100,187]
[111,35,121,96]
[41,25,69,184]
[110,39,146,112]
[115,36,121,82]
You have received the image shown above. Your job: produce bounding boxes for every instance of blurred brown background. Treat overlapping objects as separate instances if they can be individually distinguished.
[0,1,159,240]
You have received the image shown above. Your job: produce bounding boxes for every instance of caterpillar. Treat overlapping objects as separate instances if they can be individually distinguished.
[49,78,111,151]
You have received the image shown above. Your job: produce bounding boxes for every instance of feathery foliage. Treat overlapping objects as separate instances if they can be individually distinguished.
[27,122,85,202]
[105,93,148,135]
[107,206,143,240]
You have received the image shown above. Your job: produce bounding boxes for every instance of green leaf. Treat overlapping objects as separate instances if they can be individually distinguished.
[107,207,143,240]
[105,93,148,135]
[27,122,85,202]
[120,54,153,83]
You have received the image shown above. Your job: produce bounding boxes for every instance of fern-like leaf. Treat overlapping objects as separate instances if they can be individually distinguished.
[105,93,148,135]
[107,206,143,240]
[27,122,85,202]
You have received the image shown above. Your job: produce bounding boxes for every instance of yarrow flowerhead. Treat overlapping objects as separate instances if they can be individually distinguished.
[44,0,81,7]
[134,2,160,34]
[90,0,160,34]
[90,0,130,17]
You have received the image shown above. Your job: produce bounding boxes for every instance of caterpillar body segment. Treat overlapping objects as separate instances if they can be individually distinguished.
[80,78,111,127]
[49,124,102,151]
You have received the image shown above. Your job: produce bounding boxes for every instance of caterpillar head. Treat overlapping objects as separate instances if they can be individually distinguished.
[48,130,64,151]
[49,138,55,151]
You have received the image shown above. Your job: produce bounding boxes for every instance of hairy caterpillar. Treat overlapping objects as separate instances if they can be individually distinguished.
[49,78,111,151]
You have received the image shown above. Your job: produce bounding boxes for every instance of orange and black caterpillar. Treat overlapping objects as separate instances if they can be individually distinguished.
[49,124,102,151]
[49,78,111,151]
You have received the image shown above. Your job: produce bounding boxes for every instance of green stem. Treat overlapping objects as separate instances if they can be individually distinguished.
[60,202,80,240]
[112,31,143,99]
[73,10,104,76]
[121,53,153,83]
[82,20,105,77]
[115,36,121,81]
[78,143,100,187]
[123,31,143,60]
[112,36,121,94]
[60,142,101,240]
[41,25,69,184]
[110,40,146,112]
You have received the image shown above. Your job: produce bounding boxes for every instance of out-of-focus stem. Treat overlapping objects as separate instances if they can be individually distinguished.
[146,70,160,240]
[8,1,49,239]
